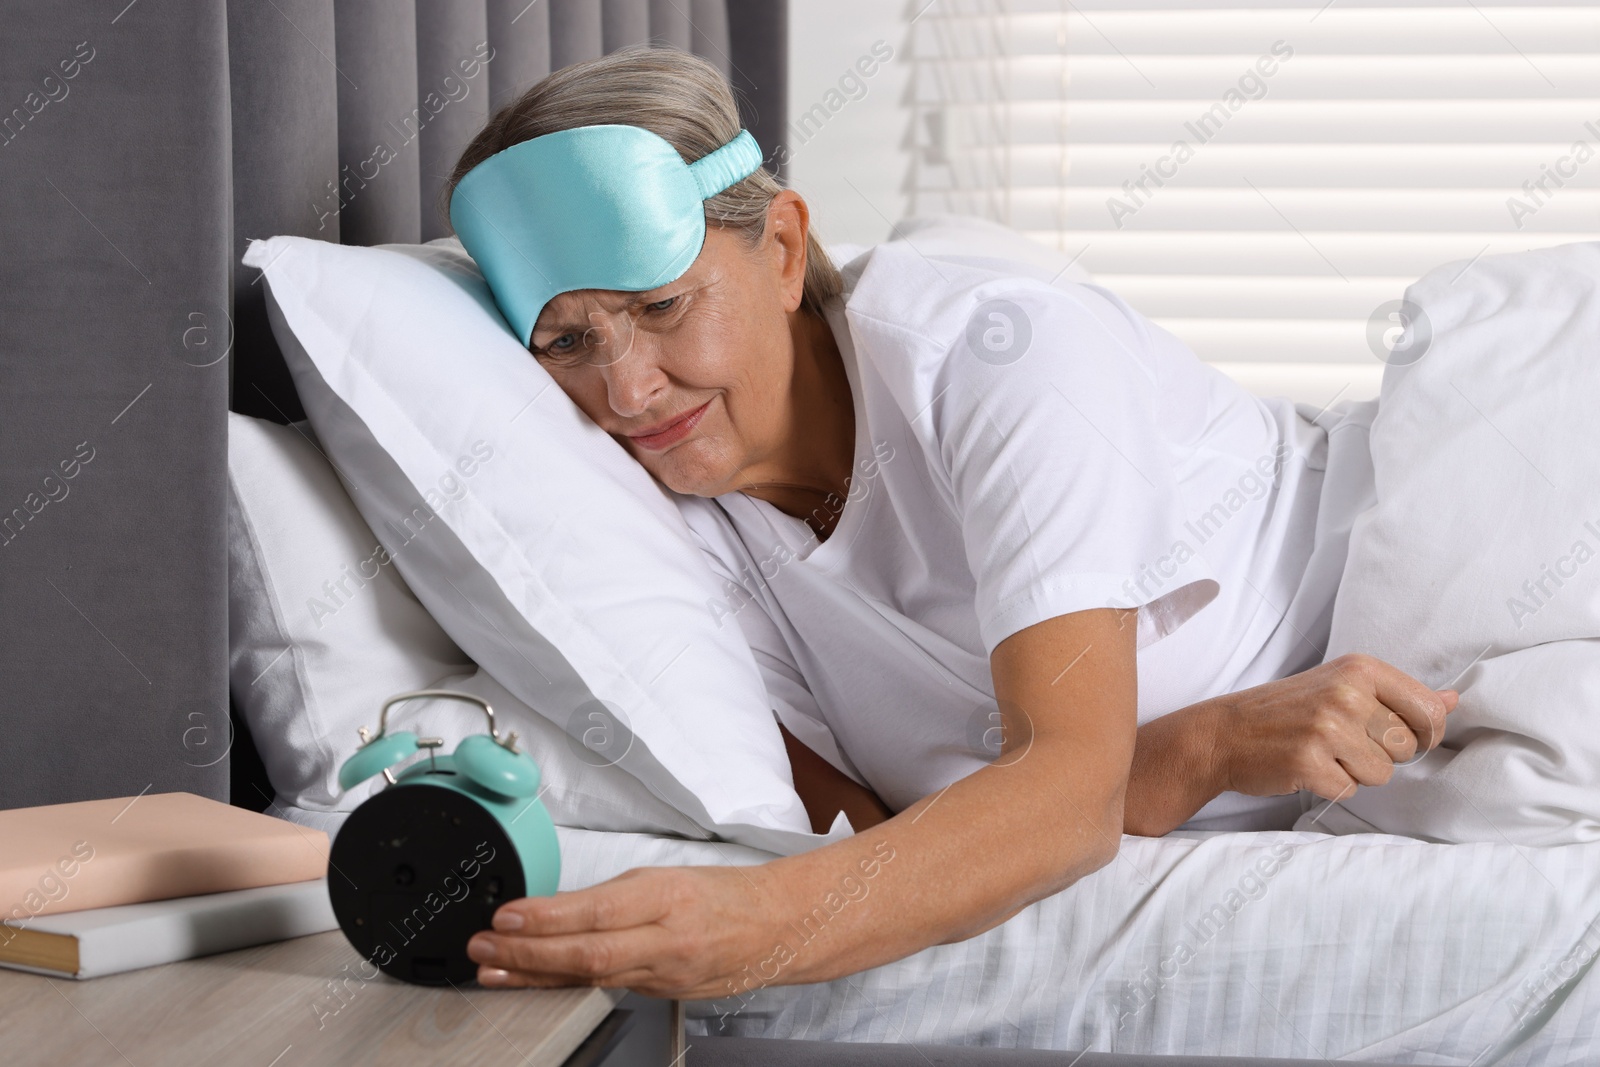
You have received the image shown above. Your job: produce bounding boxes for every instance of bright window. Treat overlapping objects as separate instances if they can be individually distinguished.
[908,1,1600,402]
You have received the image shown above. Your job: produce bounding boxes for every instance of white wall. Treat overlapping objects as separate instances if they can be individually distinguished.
[785,2,909,251]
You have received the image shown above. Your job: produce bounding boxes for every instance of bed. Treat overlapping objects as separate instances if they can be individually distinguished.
[8,4,1599,1065]
[228,220,1600,1064]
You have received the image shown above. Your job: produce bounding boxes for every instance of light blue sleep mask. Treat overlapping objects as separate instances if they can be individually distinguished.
[448,123,765,348]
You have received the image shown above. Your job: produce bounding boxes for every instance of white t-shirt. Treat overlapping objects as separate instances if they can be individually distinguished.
[673,240,1370,830]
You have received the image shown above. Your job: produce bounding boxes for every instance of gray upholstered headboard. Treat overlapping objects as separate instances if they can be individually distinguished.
[0,0,788,812]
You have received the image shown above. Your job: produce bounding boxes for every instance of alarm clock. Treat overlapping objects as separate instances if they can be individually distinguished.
[327,688,560,985]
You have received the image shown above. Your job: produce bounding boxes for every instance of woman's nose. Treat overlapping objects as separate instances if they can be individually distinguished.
[600,332,667,418]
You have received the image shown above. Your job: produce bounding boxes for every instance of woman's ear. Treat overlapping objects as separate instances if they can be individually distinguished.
[766,190,811,314]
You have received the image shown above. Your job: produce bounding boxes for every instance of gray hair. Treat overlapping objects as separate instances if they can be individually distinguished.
[443,45,843,320]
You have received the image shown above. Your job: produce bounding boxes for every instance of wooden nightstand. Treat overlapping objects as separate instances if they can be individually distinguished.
[0,929,682,1066]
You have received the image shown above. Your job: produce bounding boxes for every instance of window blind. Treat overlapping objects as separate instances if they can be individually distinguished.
[909,0,1600,402]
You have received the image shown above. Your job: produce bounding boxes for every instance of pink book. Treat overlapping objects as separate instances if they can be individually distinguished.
[0,792,329,919]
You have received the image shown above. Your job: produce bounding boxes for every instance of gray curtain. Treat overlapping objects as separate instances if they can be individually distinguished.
[0,4,233,811]
[0,0,786,811]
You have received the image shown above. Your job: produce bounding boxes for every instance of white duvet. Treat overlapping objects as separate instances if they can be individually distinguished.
[555,825,1600,1065]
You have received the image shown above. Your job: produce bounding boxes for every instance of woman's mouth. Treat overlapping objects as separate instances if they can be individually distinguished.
[626,399,711,451]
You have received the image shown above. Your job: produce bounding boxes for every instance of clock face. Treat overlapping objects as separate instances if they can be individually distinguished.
[328,783,525,986]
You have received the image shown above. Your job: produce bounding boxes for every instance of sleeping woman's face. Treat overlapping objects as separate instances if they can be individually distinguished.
[526,191,813,498]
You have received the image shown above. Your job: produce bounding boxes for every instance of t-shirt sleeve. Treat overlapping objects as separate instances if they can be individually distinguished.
[670,494,868,786]
[893,280,1218,656]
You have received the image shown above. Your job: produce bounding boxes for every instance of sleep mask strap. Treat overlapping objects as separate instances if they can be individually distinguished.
[686,130,764,198]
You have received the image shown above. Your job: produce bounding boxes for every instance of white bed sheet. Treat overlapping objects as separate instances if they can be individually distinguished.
[280,805,1600,1063]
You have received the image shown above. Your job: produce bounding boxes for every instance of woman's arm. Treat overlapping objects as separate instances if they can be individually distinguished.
[465,606,1139,996]
[1122,652,1459,837]
[778,722,892,834]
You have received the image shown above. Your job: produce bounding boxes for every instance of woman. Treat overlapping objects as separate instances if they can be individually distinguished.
[448,46,1457,997]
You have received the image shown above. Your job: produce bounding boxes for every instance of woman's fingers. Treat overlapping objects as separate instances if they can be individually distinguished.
[477,965,584,989]
[477,961,664,990]
[1220,656,1462,800]
[1304,752,1363,800]
[478,960,724,999]
[469,867,740,993]
[1334,653,1452,753]
[490,869,672,936]
[1326,714,1401,787]
[1367,707,1419,763]
[469,924,668,983]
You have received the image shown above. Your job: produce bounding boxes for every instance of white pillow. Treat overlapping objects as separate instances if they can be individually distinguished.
[227,412,713,839]
[1298,241,1600,845]
[227,412,473,812]
[241,236,850,855]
